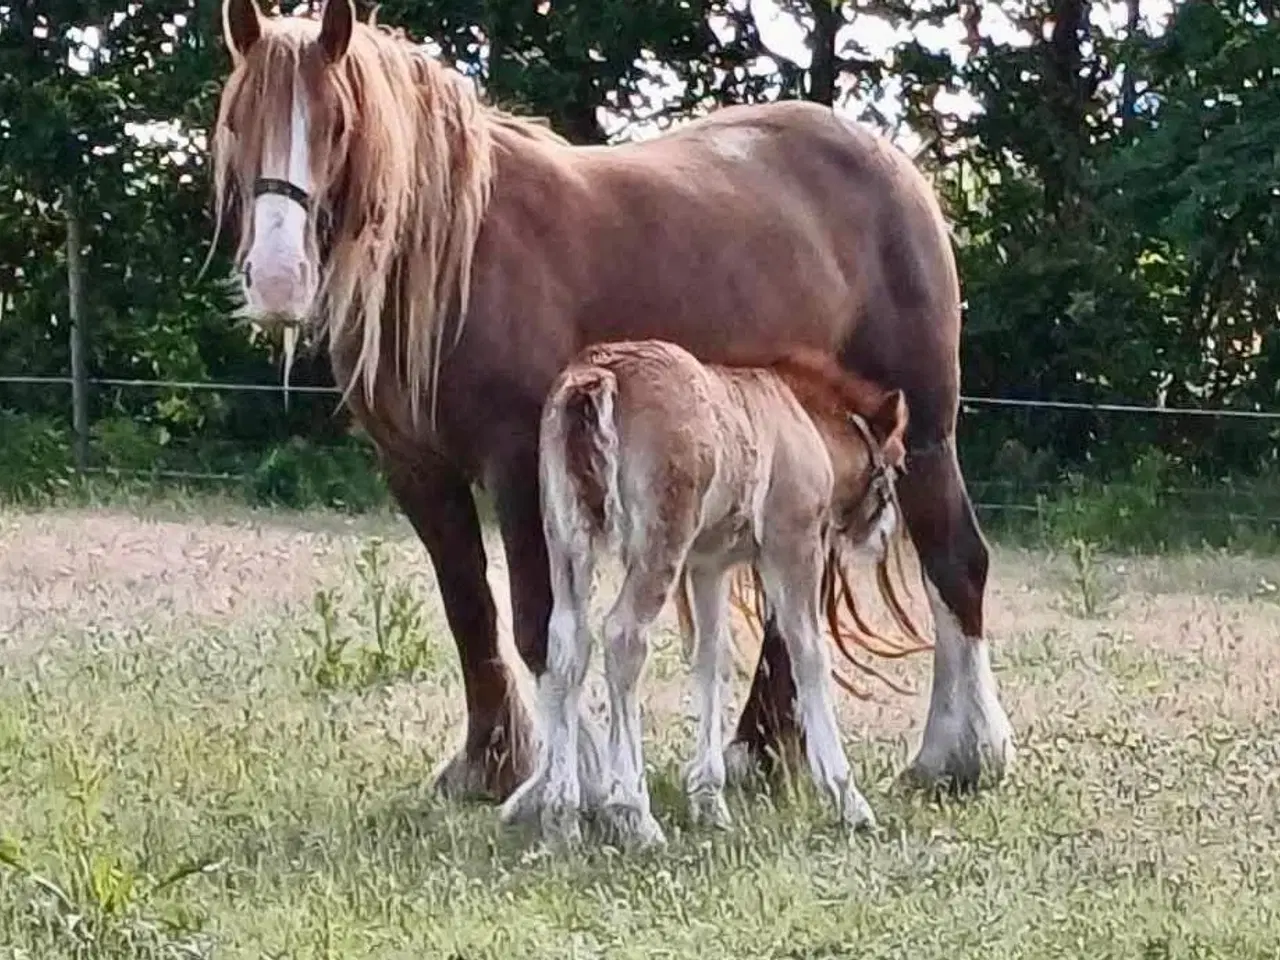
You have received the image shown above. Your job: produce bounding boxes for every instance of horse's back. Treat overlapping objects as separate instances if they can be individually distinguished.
[556,102,959,392]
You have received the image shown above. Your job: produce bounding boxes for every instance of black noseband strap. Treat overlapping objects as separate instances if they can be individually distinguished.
[253,177,313,211]
[251,177,333,253]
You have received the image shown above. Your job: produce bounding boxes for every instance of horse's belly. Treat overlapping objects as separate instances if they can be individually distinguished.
[578,232,852,360]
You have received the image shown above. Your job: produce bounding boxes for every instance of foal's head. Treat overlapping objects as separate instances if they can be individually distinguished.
[771,352,908,559]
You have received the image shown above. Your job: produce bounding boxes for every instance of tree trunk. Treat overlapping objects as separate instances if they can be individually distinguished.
[1044,0,1092,215]
[806,0,841,105]
[556,94,607,145]
[1120,0,1141,128]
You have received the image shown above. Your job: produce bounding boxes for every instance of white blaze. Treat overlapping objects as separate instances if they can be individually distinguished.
[242,77,315,322]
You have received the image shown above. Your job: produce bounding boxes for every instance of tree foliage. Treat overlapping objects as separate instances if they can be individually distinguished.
[1,0,1278,490]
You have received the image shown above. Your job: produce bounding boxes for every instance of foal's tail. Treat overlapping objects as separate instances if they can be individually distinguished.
[541,364,622,547]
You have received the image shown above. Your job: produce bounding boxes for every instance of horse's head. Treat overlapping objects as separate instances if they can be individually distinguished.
[212,0,360,331]
[212,0,494,418]
[832,387,907,562]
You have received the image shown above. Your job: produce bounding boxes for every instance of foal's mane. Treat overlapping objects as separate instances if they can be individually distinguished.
[717,347,896,427]
[211,8,564,423]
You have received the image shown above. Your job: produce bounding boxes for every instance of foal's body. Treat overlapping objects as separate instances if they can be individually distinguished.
[503,340,907,846]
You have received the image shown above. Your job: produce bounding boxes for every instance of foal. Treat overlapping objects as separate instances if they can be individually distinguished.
[501,340,908,848]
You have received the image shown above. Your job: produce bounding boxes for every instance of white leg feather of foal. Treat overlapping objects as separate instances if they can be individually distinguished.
[769,567,876,833]
[602,611,666,849]
[907,581,1015,789]
[542,601,591,844]
[574,707,608,813]
[792,634,876,832]
[499,669,564,827]
[683,569,732,830]
[499,590,590,845]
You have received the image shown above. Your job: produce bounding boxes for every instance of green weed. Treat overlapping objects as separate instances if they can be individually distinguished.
[296,538,436,691]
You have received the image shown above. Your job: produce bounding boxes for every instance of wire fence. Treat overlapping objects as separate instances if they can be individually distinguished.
[14,370,1280,411]
[4,370,1280,523]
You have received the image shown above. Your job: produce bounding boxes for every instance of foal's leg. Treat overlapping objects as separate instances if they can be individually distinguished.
[489,447,607,811]
[896,438,1014,792]
[682,563,733,829]
[760,540,876,832]
[600,558,681,850]
[499,532,595,845]
[382,456,528,801]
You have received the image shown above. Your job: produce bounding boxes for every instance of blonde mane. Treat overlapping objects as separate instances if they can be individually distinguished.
[211,10,564,424]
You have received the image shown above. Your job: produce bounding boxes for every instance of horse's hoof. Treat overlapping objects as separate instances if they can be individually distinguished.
[430,708,536,804]
[905,592,1016,796]
[431,748,501,803]
[900,702,1015,796]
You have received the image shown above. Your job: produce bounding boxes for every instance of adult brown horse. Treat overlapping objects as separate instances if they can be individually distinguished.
[211,0,1014,802]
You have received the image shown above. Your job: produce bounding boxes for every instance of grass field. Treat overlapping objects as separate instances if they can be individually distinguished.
[2,503,1279,959]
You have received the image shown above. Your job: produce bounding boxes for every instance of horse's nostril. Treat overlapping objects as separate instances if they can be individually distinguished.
[244,262,254,289]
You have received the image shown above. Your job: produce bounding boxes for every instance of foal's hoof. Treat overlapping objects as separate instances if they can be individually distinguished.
[841,789,878,835]
[540,802,584,849]
[723,741,765,789]
[603,804,667,851]
[688,790,733,831]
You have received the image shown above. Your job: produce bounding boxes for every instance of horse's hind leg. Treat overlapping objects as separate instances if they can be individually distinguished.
[760,540,876,833]
[600,556,682,850]
[725,613,802,785]
[682,563,733,830]
[896,438,1014,793]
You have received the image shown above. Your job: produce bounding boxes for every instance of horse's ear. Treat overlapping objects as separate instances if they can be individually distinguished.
[223,0,263,62]
[871,389,908,467]
[319,0,355,64]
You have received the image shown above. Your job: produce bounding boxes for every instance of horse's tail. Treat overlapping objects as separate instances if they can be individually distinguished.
[540,364,622,550]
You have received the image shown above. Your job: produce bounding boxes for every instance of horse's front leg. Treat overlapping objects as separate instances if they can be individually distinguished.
[488,446,608,820]
[896,438,1014,792]
[382,455,533,802]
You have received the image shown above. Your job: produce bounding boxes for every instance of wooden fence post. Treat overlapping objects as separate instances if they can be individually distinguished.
[66,183,89,472]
